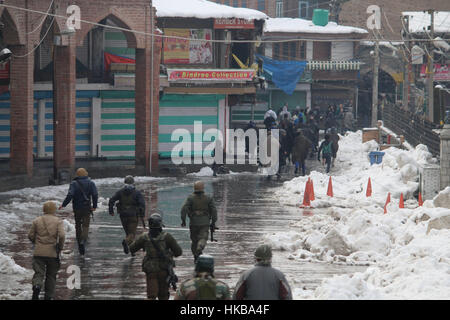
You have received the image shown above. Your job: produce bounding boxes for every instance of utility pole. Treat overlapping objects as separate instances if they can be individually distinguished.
[371,36,380,127]
[402,15,410,110]
[426,9,435,123]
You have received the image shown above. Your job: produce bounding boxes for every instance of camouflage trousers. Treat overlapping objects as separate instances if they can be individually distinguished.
[74,208,91,244]
[32,256,60,299]
[119,216,138,245]
[145,271,169,300]
[189,225,209,259]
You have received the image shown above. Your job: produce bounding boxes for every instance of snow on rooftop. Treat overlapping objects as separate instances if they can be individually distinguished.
[264,17,368,34]
[402,11,450,34]
[153,0,268,20]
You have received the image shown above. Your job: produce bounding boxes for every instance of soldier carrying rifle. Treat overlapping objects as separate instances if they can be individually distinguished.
[181,181,218,262]
[108,175,146,256]
[129,213,182,300]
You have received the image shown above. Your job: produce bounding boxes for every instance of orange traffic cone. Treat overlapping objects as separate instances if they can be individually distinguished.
[384,192,391,214]
[300,180,311,208]
[310,179,315,201]
[418,192,423,207]
[327,176,333,197]
[399,193,404,208]
[366,178,372,197]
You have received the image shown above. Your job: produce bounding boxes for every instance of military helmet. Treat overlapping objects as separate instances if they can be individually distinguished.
[148,213,164,229]
[124,175,135,185]
[254,244,272,260]
[194,180,205,192]
[195,254,214,273]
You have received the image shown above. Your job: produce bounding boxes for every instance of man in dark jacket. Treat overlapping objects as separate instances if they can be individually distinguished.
[233,245,292,300]
[181,181,217,262]
[318,134,333,173]
[108,175,146,256]
[129,213,182,300]
[59,168,98,256]
[292,129,312,176]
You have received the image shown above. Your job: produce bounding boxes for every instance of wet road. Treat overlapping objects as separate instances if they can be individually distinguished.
[4,167,367,300]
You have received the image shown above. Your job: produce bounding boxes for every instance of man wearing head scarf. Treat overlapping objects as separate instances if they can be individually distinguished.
[108,175,146,256]
[28,201,65,300]
[233,244,292,300]
[59,168,98,256]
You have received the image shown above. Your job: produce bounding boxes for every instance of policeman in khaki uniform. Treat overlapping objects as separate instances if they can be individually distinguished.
[181,181,217,262]
[129,213,182,300]
[108,175,145,255]
[28,201,65,300]
[175,255,230,300]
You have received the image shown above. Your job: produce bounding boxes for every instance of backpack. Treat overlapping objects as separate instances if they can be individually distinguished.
[118,189,137,216]
[322,141,332,155]
[142,232,171,273]
[195,277,217,300]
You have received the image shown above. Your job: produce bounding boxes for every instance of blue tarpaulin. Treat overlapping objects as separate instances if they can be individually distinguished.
[256,54,307,95]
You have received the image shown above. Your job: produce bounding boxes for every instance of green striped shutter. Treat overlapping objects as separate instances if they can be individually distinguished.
[159,94,223,158]
[100,91,135,159]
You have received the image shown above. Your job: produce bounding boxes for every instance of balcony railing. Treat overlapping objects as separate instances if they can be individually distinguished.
[307,60,362,71]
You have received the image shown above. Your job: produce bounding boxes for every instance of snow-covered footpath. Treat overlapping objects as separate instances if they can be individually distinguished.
[0,176,162,299]
[267,130,450,299]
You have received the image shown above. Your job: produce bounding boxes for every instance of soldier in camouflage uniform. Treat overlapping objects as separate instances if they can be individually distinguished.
[108,176,146,256]
[175,254,230,300]
[180,181,217,262]
[129,213,182,300]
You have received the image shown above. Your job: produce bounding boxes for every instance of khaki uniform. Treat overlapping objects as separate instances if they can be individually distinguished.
[175,272,231,300]
[181,191,217,259]
[129,231,182,300]
[28,213,65,300]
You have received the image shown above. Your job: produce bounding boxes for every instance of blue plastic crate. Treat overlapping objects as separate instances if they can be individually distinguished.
[369,151,385,165]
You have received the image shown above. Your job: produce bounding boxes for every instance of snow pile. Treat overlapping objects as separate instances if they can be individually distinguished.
[154,0,268,20]
[271,130,450,299]
[188,166,215,177]
[0,252,27,275]
[264,17,368,34]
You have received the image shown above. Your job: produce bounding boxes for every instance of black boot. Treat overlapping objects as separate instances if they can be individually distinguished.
[122,240,129,255]
[78,240,85,256]
[32,285,40,300]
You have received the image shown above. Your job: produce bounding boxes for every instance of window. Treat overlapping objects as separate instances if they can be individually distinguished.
[282,42,289,60]
[233,0,239,7]
[276,1,283,17]
[241,0,247,8]
[223,0,230,5]
[299,1,308,18]
[257,0,265,11]
[273,43,280,60]
[289,42,297,60]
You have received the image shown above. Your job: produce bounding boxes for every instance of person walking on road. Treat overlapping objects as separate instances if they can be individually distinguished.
[233,244,292,300]
[108,175,146,256]
[181,181,217,262]
[175,255,231,300]
[292,129,312,176]
[318,134,333,173]
[129,213,182,300]
[59,168,98,256]
[28,201,65,300]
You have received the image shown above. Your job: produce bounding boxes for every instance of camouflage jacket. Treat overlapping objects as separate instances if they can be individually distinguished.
[181,192,217,226]
[175,272,231,300]
[129,231,182,274]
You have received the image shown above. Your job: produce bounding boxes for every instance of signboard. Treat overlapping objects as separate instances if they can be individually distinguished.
[420,64,450,81]
[214,18,254,29]
[168,69,255,82]
[163,29,213,65]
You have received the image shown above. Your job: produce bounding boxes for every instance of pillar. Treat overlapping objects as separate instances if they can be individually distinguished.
[53,40,76,181]
[9,45,34,176]
[440,124,450,190]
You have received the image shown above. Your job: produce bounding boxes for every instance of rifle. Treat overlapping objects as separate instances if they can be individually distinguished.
[210,224,218,242]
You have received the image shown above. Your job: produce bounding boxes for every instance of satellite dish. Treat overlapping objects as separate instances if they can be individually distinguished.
[0,48,12,63]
